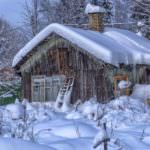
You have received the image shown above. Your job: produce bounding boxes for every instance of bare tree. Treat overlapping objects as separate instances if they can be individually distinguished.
[131,0,150,39]
[22,0,41,38]
[112,0,134,29]
[0,18,25,68]
[40,0,88,25]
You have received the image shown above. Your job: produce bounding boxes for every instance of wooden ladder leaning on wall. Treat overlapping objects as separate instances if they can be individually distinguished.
[55,76,75,109]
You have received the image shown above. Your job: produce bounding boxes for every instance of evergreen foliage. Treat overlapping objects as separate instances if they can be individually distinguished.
[90,0,113,23]
[40,0,88,25]
[99,0,113,23]
[131,0,150,39]
[0,18,25,68]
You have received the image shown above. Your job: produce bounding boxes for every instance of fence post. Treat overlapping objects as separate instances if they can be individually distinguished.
[104,123,108,150]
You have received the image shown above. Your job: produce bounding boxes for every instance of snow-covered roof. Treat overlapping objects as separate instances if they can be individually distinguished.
[85,3,105,14]
[12,23,150,68]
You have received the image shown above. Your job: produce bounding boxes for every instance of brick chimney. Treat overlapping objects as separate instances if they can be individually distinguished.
[85,2,105,32]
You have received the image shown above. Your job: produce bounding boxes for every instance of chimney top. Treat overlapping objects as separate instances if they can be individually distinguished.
[85,3,105,32]
[85,3,105,14]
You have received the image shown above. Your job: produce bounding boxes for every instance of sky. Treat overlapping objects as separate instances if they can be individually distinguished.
[0,0,26,26]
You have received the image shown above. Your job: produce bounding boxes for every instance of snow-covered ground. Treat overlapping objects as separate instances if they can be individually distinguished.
[0,94,150,150]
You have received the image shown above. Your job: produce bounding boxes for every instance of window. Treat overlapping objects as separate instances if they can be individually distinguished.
[32,75,65,102]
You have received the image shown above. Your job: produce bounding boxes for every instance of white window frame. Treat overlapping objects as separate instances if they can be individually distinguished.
[32,75,65,102]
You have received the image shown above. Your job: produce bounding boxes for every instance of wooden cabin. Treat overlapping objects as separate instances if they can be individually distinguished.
[12,4,150,104]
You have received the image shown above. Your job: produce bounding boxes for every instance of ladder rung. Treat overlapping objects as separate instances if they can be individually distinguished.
[60,92,65,95]
[62,86,68,89]
[63,86,68,88]
[57,76,74,101]
[60,90,67,93]
[67,77,74,79]
[61,93,65,96]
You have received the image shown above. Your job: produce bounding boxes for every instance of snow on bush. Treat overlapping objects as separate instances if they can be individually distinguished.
[101,96,150,128]
[77,98,105,121]
[5,103,24,120]
[73,96,150,129]
[35,105,50,121]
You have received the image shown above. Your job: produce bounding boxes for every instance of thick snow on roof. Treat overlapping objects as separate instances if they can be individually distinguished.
[85,3,105,14]
[12,23,150,67]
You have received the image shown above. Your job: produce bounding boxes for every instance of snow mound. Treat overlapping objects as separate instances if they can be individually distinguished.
[131,84,150,100]
[66,111,83,120]
[32,119,71,135]
[51,122,97,138]
[85,3,105,14]
[75,96,150,128]
[102,96,150,128]
[49,138,92,150]
[5,103,24,119]
[118,80,131,89]
[0,137,56,150]
[143,136,150,145]
[33,118,97,139]
[78,98,104,120]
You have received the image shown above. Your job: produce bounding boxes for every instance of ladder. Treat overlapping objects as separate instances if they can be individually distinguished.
[55,76,74,110]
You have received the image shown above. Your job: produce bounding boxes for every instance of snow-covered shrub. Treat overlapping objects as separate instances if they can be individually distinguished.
[78,98,105,121]
[101,96,150,128]
[5,103,24,120]
[21,99,38,125]
[35,104,51,121]
[15,122,25,138]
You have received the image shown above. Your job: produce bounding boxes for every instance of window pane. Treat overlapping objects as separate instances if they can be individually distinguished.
[32,75,65,102]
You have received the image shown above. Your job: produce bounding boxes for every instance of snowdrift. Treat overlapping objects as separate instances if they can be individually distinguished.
[0,138,56,150]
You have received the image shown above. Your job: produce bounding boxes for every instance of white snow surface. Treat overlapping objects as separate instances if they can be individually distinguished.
[131,84,150,100]
[85,3,105,14]
[0,137,56,150]
[5,103,24,119]
[0,95,150,150]
[12,23,150,67]
[118,80,131,89]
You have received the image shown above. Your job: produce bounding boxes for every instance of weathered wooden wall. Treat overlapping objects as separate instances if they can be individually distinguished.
[19,35,150,103]
[22,72,31,101]
[20,36,113,103]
